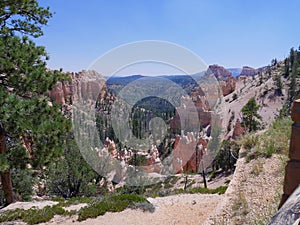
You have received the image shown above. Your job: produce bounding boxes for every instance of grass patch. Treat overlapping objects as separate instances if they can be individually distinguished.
[77,194,152,222]
[0,204,76,225]
[0,208,24,223]
[232,191,248,216]
[0,194,151,224]
[56,196,93,207]
[240,133,259,152]
[172,186,228,195]
[250,160,264,176]
[240,117,292,161]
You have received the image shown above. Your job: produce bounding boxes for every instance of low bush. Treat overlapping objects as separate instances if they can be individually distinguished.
[0,204,76,225]
[241,117,292,162]
[0,194,152,224]
[77,194,151,221]
[172,186,227,195]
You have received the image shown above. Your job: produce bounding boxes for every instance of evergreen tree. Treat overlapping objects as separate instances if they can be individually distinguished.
[274,74,283,96]
[241,97,262,132]
[290,47,295,68]
[212,140,239,172]
[297,49,300,64]
[46,137,99,198]
[289,74,297,102]
[0,0,51,37]
[271,58,277,66]
[292,56,299,76]
[0,1,70,205]
[284,58,290,78]
[258,72,263,86]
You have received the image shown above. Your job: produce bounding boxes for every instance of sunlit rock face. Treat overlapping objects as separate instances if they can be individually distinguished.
[173,133,209,173]
[232,119,245,139]
[170,85,211,134]
[49,70,220,179]
[49,70,107,107]
[208,64,236,96]
[208,64,232,81]
[219,76,236,96]
[239,66,258,77]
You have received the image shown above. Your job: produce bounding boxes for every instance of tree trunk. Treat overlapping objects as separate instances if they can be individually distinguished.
[0,126,14,205]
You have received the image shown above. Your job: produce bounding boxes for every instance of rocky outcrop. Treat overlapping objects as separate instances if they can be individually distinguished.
[232,119,245,139]
[49,70,213,177]
[239,66,258,77]
[279,99,300,208]
[219,76,236,96]
[207,65,236,96]
[189,87,211,128]
[49,70,107,107]
[208,65,232,81]
[237,75,247,82]
[173,133,209,173]
[170,85,211,133]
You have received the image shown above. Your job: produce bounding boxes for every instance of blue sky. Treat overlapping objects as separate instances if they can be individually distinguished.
[37,0,300,75]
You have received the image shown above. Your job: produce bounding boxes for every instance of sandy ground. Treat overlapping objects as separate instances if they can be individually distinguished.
[1,193,222,225]
[0,172,231,225]
[44,194,222,225]
[1,151,283,225]
[204,149,284,225]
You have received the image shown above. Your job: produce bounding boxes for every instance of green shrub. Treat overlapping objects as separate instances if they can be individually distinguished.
[11,168,34,201]
[0,201,84,224]
[0,204,74,225]
[232,93,238,101]
[243,117,292,161]
[0,208,24,223]
[78,194,151,222]
[56,196,94,207]
[22,206,60,225]
[78,202,108,221]
[212,140,240,172]
[172,186,227,195]
[45,137,99,198]
[129,202,155,213]
[240,134,259,151]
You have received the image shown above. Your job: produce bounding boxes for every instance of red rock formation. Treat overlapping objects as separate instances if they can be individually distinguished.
[238,75,247,82]
[173,133,208,173]
[208,65,236,96]
[170,85,211,132]
[208,65,232,80]
[104,138,117,158]
[219,76,236,96]
[182,138,208,173]
[279,99,300,208]
[232,119,245,139]
[49,70,107,107]
[239,66,258,77]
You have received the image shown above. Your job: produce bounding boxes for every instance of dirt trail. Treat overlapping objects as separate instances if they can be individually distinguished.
[1,193,223,225]
[45,194,222,225]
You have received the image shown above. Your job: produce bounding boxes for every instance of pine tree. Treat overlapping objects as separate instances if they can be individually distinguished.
[0,1,70,205]
[289,74,297,102]
[46,137,98,198]
[274,74,283,96]
[284,58,290,78]
[258,72,263,86]
[290,47,295,68]
[241,97,262,132]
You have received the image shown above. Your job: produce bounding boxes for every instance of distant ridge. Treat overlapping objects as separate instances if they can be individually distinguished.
[228,68,242,77]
